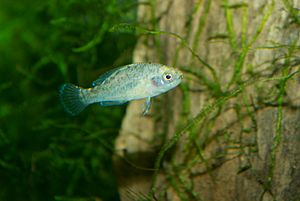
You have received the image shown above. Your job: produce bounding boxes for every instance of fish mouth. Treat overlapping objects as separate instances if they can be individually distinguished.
[178,72,183,79]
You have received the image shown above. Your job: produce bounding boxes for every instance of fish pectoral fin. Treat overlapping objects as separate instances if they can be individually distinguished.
[151,76,164,87]
[99,100,127,106]
[142,97,152,115]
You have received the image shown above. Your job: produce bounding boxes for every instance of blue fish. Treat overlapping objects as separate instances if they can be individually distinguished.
[59,63,183,116]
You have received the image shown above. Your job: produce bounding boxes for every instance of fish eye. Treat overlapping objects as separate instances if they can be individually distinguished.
[164,74,172,80]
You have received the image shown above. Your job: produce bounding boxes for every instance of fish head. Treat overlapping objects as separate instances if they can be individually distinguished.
[149,65,183,95]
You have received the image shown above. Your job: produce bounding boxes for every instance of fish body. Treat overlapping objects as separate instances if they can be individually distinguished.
[59,63,183,116]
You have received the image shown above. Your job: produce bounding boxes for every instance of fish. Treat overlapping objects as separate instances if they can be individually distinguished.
[59,63,183,116]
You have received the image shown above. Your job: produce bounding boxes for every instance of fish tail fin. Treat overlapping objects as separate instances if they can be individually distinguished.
[59,83,88,116]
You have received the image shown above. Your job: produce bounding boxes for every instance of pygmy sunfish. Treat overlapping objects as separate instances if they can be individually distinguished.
[59,63,183,116]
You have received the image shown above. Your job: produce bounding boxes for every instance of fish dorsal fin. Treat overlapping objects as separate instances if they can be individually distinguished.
[92,67,123,87]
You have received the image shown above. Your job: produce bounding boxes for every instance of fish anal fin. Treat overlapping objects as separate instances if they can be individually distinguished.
[99,100,127,106]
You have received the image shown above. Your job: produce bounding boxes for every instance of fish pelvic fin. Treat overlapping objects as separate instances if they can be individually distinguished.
[142,97,151,115]
[59,84,88,116]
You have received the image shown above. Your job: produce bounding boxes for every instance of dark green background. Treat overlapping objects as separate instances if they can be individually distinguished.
[0,0,137,200]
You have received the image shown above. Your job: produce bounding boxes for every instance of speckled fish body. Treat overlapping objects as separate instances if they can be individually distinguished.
[59,63,183,116]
